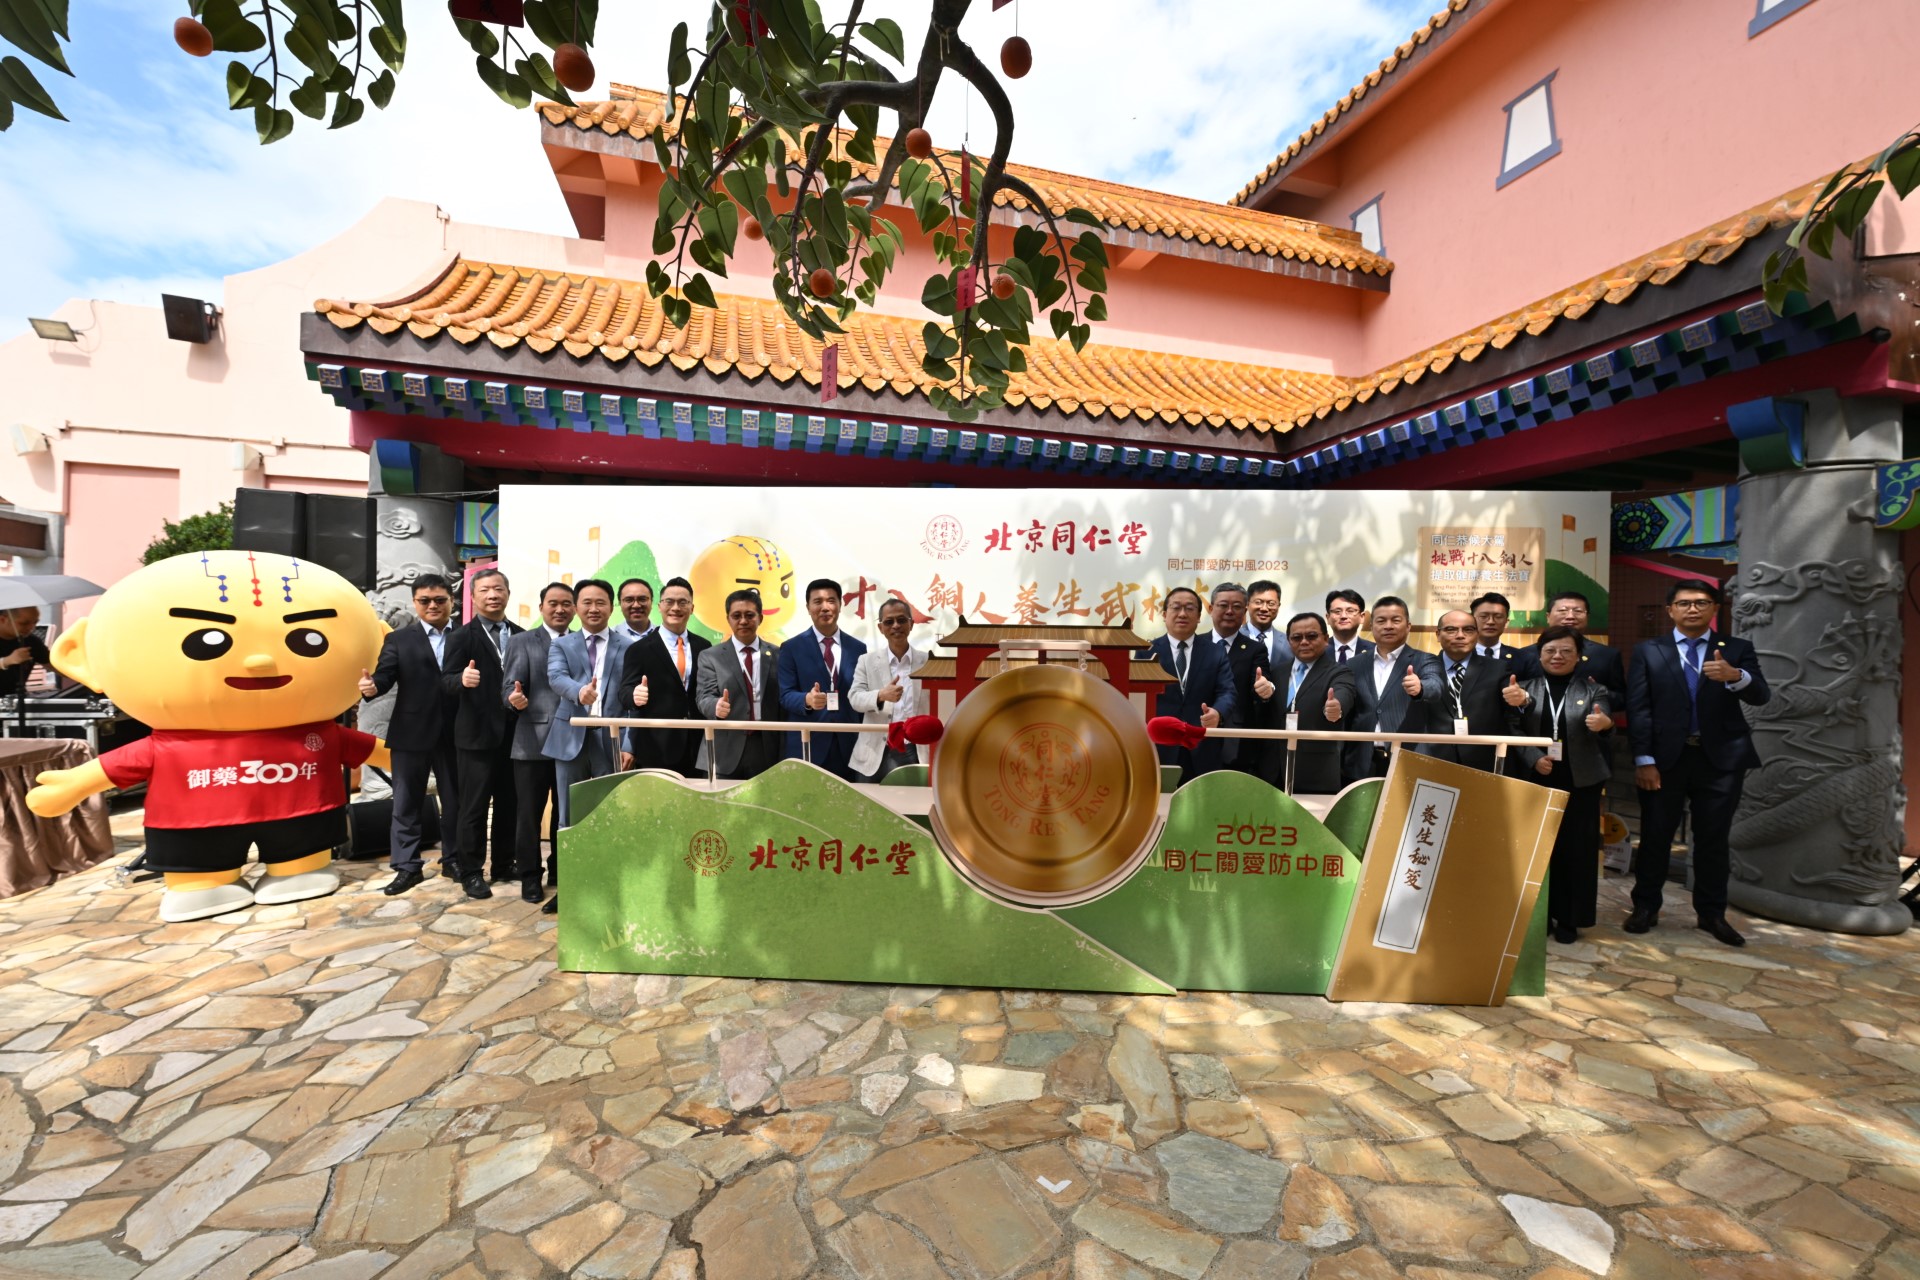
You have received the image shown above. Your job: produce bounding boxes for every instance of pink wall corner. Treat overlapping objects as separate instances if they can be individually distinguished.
[1281,0,1920,374]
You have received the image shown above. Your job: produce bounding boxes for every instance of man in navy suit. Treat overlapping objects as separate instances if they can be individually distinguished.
[361,573,462,897]
[1325,589,1375,666]
[1139,587,1236,782]
[1343,595,1443,783]
[1626,578,1770,947]
[1512,591,1625,702]
[1470,592,1522,660]
[542,579,633,828]
[778,579,867,780]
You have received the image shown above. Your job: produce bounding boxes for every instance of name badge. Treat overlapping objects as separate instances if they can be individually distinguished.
[1454,718,1470,737]
[1285,712,1299,732]
[826,692,840,713]
[1548,742,1564,761]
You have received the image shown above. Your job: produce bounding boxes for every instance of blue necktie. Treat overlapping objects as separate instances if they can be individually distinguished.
[1683,637,1703,733]
[1287,663,1306,709]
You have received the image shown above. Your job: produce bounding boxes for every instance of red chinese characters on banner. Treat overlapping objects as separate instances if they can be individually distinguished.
[748,836,919,875]
[979,519,1149,556]
[1160,821,1345,880]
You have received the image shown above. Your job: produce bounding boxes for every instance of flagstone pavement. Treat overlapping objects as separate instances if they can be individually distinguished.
[1,838,1919,1279]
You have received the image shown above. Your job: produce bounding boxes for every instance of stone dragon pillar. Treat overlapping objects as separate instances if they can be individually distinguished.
[1726,392,1910,935]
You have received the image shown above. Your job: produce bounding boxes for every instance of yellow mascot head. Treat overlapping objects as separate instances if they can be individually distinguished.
[688,535,796,640]
[52,550,386,732]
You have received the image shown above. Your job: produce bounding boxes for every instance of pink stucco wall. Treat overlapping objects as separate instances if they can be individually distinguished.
[1274,0,1920,374]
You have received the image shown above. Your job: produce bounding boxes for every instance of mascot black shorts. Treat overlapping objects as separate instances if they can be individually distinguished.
[143,807,348,873]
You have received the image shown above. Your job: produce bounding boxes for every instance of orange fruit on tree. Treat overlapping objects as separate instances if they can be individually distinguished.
[905,128,934,159]
[808,268,837,298]
[1000,36,1032,79]
[553,43,595,93]
[174,17,214,57]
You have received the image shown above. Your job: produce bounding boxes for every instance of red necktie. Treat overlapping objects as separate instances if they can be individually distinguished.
[821,634,835,690]
[741,644,754,710]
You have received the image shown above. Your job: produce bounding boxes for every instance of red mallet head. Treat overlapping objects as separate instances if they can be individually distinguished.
[888,715,945,754]
[1147,717,1207,750]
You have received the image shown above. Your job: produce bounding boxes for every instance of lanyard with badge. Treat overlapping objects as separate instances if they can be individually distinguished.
[1543,682,1567,761]
[1285,664,1306,733]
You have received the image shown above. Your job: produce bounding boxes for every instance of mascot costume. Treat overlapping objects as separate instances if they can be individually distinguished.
[26,551,389,922]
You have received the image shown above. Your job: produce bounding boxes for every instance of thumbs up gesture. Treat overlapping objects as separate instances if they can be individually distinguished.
[358,668,377,699]
[1199,702,1220,729]
[1324,688,1344,722]
[1252,669,1274,701]
[716,685,733,719]
[1584,706,1612,733]
[461,659,480,688]
[1401,664,1423,696]
[508,680,528,711]
[1502,674,1529,707]
[878,677,903,705]
[806,681,827,711]
[633,675,650,708]
[579,676,599,708]
[1702,644,1738,683]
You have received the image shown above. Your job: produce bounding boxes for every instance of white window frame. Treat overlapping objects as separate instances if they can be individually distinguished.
[1497,71,1561,190]
[1350,194,1385,256]
[1750,0,1819,37]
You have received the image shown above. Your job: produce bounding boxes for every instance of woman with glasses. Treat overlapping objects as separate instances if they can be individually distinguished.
[848,597,930,781]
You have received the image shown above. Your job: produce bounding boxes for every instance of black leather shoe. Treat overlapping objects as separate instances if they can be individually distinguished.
[520,878,544,904]
[541,893,559,915]
[382,870,424,896]
[1624,906,1658,934]
[1697,915,1746,947]
[461,874,493,900]
[1552,924,1578,944]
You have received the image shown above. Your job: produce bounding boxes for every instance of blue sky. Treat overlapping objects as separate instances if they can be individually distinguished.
[0,0,1437,331]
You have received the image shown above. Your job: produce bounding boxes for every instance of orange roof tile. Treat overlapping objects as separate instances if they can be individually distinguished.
[1288,173,1826,426]
[1230,0,1475,208]
[315,259,1343,434]
[539,85,1391,279]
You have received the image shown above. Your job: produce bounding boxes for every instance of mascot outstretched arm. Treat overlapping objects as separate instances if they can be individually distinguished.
[27,551,390,923]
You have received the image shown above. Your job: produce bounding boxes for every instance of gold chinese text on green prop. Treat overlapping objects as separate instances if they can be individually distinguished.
[557,763,1173,994]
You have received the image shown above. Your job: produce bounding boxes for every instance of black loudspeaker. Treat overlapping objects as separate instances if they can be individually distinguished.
[232,488,304,557]
[304,495,377,591]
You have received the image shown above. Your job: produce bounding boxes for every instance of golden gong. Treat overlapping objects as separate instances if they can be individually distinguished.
[931,664,1162,907]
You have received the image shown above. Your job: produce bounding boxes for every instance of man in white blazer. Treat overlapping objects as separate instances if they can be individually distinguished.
[694,589,783,779]
[847,598,930,781]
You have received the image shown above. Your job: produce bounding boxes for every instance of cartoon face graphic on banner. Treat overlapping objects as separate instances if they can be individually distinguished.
[687,535,798,641]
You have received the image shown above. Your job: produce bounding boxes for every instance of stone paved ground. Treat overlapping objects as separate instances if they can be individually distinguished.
[2,832,1919,1279]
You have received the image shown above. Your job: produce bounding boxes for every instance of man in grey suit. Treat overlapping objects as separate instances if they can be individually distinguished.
[503,581,572,904]
[542,579,633,828]
[695,589,783,779]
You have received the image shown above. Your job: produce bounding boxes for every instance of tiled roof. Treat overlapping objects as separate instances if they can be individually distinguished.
[539,86,1391,279]
[1230,0,1475,207]
[314,259,1343,434]
[1289,173,1825,427]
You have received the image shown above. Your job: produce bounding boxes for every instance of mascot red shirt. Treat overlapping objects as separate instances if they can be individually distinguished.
[27,550,390,923]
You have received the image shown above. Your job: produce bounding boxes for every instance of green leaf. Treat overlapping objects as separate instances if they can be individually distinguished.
[857,17,904,62]
[1804,215,1837,261]
[1049,308,1073,339]
[329,92,365,129]
[922,322,959,360]
[475,55,532,109]
[645,261,671,297]
[683,273,718,310]
[1068,323,1091,352]
[0,0,69,73]
[1084,294,1109,323]
[370,24,405,71]
[367,69,395,109]
[255,103,294,145]
[1064,207,1101,228]
[0,54,63,119]
[30,0,69,41]
[667,21,691,88]
[1888,146,1920,199]
[516,53,569,105]
[0,94,14,131]
[225,61,271,109]
[922,358,956,381]
[289,73,328,120]
[1012,225,1046,261]
[922,273,956,317]
[285,16,338,76]
[662,294,691,329]
[196,0,264,53]
[370,0,405,33]
[454,18,499,59]
[1830,179,1885,239]
[1072,231,1110,268]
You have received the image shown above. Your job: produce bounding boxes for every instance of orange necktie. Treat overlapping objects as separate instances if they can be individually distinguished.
[675,635,687,682]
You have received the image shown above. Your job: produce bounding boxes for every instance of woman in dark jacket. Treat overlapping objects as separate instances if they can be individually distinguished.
[1502,626,1614,943]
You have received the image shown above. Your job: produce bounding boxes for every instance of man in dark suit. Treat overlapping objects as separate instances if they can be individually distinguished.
[1274,612,1356,794]
[1512,591,1625,702]
[1205,582,1277,775]
[779,579,867,779]
[1343,595,1443,783]
[1416,609,1512,773]
[617,576,710,777]
[440,567,521,899]
[696,589,782,779]
[1626,578,1770,947]
[503,581,572,904]
[1139,587,1236,782]
[0,606,50,698]
[361,573,462,896]
[1325,589,1375,666]
[1470,592,1522,660]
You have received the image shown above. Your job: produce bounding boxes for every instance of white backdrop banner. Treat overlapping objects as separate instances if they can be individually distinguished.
[497,487,1611,646]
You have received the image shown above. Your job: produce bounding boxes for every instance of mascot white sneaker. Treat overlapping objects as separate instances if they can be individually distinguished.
[26,551,389,922]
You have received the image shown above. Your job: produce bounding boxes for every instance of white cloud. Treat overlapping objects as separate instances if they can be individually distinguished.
[0,0,1433,325]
